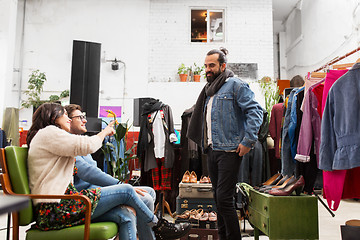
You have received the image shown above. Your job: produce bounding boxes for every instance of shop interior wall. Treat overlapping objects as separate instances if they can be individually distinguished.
[13,0,151,131]
[284,0,360,78]
[146,0,273,128]
[0,0,18,128]
[11,0,273,132]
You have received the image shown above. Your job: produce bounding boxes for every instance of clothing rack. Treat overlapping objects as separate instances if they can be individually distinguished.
[313,46,360,72]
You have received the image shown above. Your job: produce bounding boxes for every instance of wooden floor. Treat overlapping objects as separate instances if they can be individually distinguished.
[1,194,360,240]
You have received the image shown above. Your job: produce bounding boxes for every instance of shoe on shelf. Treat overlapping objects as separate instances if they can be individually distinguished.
[189,209,203,221]
[264,176,296,194]
[254,173,281,190]
[190,171,197,183]
[182,170,190,183]
[208,211,217,222]
[199,212,209,222]
[176,210,192,220]
[153,218,191,240]
[268,175,305,196]
[258,175,290,192]
[199,176,210,184]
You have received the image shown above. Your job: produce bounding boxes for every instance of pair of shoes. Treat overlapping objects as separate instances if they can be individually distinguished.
[176,210,192,220]
[153,218,191,240]
[189,209,203,221]
[199,211,217,229]
[263,176,296,194]
[199,175,211,184]
[268,175,305,196]
[182,171,197,183]
[254,173,281,190]
[258,175,290,192]
[198,211,216,221]
[177,209,203,221]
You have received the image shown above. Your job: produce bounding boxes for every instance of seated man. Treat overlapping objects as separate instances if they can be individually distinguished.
[65,104,156,240]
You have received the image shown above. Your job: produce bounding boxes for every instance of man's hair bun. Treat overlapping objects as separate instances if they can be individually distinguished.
[219,47,228,56]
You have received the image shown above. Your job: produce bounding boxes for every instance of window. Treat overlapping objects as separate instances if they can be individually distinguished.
[191,9,224,43]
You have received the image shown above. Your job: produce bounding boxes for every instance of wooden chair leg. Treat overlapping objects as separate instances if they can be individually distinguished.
[12,212,19,240]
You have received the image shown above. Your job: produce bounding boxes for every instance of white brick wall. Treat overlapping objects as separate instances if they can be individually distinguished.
[148,0,274,82]
[9,0,272,128]
[284,0,360,78]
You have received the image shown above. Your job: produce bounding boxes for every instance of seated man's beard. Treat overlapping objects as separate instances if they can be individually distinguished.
[206,70,221,83]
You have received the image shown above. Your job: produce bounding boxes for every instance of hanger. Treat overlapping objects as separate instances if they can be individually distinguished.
[332,63,354,70]
[310,72,327,78]
[313,47,360,72]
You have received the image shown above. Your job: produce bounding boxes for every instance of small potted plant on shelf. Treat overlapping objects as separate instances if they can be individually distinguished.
[177,63,190,82]
[192,63,204,82]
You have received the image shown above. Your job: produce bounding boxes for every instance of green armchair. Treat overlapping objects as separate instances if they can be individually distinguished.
[0,146,118,240]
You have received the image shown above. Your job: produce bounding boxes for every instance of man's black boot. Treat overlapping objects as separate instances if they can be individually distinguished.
[152,218,191,240]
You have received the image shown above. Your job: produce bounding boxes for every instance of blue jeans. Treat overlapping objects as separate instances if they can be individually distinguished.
[91,184,157,240]
[134,186,156,240]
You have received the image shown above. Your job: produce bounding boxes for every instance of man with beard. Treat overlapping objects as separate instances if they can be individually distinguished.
[65,104,191,240]
[187,48,263,240]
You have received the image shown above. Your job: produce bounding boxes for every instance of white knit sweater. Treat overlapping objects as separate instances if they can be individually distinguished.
[28,125,102,204]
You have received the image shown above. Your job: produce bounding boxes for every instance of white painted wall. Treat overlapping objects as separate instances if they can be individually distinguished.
[147,0,273,127]
[5,0,360,132]
[284,0,360,78]
[0,0,18,127]
[12,0,273,130]
[148,0,274,82]
[15,0,151,129]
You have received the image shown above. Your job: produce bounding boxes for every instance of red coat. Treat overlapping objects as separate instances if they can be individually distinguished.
[269,103,284,159]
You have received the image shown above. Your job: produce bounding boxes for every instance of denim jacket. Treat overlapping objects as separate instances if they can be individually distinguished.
[204,77,263,150]
[320,63,360,171]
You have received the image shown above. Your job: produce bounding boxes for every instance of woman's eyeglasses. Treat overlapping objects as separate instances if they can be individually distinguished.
[70,115,86,120]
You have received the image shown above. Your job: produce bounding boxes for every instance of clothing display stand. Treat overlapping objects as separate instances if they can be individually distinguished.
[155,191,174,218]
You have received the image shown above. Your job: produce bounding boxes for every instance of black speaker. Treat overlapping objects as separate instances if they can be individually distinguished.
[70,40,101,132]
[133,97,154,127]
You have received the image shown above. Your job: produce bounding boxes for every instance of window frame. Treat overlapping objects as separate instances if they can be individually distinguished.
[190,7,226,44]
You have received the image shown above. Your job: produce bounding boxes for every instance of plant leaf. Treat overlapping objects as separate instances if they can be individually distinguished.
[115,123,127,142]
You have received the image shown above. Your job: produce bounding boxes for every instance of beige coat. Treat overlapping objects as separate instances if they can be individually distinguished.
[28,125,102,204]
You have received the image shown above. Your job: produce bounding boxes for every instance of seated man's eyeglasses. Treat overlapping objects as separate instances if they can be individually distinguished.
[70,114,86,120]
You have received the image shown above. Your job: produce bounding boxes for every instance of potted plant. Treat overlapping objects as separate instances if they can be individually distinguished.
[177,63,189,82]
[22,69,69,110]
[102,110,137,182]
[192,63,204,82]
